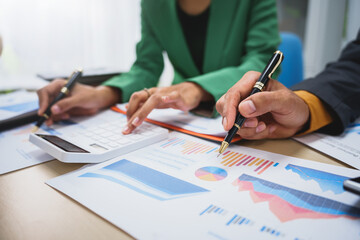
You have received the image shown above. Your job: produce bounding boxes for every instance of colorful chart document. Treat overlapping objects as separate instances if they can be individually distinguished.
[47,132,360,239]
[295,119,360,169]
[0,124,54,174]
[0,90,38,121]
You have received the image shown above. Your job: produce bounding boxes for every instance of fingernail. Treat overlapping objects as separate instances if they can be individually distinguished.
[162,96,169,102]
[132,117,140,126]
[222,117,227,129]
[256,123,266,133]
[269,125,276,133]
[244,119,256,128]
[52,105,60,114]
[122,126,130,134]
[243,100,256,114]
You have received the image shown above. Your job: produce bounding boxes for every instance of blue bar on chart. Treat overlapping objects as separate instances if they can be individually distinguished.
[80,159,209,201]
[200,204,227,216]
[226,214,253,226]
[260,226,281,237]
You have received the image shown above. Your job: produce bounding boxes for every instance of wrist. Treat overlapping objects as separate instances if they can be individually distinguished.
[294,90,333,136]
[185,81,213,102]
[95,86,122,109]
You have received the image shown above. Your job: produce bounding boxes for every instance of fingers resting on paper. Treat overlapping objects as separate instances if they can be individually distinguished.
[123,82,213,134]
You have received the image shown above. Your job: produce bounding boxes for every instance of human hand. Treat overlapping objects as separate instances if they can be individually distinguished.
[216,71,310,139]
[37,79,120,125]
[123,82,213,134]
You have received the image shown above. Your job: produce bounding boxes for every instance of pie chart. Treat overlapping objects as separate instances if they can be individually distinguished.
[195,167,227,181]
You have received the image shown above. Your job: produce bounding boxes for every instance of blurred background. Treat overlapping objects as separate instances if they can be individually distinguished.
[0,0,359,89]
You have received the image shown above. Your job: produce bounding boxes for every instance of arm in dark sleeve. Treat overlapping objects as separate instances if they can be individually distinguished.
[291,30,360,135]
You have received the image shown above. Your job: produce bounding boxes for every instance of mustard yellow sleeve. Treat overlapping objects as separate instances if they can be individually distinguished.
[294,90,333,136]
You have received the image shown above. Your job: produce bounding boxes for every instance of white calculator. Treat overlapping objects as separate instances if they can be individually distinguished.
[29,110,168,163]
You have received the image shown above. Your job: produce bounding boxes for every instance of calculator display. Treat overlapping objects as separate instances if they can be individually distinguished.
[36,134,89,153]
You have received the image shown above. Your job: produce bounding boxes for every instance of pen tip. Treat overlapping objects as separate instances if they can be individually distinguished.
[218,141,229,157]
[31,126,39,133]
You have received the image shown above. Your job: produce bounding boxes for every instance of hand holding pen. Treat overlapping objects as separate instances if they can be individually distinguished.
[216,50,311,152]
[217,51,284,155]
[32,69,82,131]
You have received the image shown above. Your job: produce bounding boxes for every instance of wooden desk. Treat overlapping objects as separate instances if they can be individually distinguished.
[0,138,350,240]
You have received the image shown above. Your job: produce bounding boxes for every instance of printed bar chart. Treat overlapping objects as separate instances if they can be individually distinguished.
[199,204,286,237]
[160,137,218,155]
[260,226,282,237]
[160,137,279,175]
[220,151,279,175]
[199,204,254,227]
[226,214,253,226]
[200,204,227,216]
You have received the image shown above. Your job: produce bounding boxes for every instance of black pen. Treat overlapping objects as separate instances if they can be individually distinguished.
[32,69,82,132]
[218,50,284,156]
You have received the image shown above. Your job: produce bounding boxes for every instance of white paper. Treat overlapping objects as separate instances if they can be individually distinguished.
[0,90,39,121]
[47,132,360,240]
[0,90,53,174]
[117,103,226,136]
[295,119,360,169]
[0,124,54,174]
[0,74,48,91]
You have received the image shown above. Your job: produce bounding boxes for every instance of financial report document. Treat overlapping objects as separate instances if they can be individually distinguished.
[0,91,54,174]
[295,118,360,169]
[47,132,360,240]
[0,124,53,174]
[0,90,38,121]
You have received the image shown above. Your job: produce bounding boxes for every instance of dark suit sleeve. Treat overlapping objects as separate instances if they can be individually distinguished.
[291,30,360,135]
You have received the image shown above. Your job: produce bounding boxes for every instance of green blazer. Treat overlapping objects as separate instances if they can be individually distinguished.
[104,0,280,116]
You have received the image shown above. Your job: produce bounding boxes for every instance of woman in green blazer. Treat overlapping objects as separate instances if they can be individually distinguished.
[37,0,280,133]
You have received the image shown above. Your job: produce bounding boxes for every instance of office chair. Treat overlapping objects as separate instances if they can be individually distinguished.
[278,32,304,87]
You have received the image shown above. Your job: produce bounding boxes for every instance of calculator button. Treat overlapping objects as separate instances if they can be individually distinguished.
[92,128,106,134]
[100,131,112,138]
[116,139,129,145]
[107,142,119,148]
[129,135,142,141]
